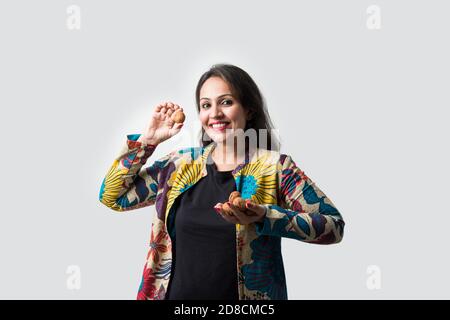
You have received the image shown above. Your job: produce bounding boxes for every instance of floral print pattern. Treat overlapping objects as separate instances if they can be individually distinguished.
[99,134,345,300]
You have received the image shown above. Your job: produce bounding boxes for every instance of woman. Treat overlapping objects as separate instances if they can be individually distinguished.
[99,64,345,300]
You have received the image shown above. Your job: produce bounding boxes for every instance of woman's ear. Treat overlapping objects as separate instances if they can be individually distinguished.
[246,109,254,120]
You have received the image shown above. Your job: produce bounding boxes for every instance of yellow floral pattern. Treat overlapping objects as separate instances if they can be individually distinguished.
[99,135,344,300]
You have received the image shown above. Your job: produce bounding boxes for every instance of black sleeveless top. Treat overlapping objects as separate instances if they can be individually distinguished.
[165,156,239,300]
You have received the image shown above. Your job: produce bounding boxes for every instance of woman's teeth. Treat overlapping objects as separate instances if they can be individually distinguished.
[211,123,229,129]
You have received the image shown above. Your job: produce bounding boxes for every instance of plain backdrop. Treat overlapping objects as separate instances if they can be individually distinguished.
[0,0,449,299]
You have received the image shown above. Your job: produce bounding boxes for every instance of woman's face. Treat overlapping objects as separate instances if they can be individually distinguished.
[199,76,249,145]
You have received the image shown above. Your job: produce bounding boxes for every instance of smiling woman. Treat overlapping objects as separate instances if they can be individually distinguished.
[195,64,279,150]
[195,65,280,172]
[98,63,345,300]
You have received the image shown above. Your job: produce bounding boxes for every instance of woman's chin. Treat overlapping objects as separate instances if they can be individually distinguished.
[208,131,235,145]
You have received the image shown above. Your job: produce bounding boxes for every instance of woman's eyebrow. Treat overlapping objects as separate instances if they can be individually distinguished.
[200,93,233,101]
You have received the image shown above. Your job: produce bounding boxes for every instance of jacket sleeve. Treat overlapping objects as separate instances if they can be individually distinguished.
[255,154,345,244]
[98,134,175,212]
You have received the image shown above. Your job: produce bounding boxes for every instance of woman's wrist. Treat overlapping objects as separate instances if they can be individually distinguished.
[140,135,161,147]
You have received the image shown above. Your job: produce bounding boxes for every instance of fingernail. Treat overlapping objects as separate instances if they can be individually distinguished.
[214,207,221,214]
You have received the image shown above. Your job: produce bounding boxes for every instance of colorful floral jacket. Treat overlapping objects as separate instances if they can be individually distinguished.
[99,134,345,300]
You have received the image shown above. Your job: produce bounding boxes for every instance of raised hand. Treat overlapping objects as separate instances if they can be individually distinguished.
[142,101,185,145]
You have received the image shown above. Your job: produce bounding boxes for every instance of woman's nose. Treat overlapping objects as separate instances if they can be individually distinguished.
[210,103,223,117]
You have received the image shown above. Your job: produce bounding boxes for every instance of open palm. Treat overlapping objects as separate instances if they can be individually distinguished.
[143,102,184,145]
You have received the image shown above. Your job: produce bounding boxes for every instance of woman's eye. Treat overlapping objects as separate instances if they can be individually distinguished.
[201,100,231,109]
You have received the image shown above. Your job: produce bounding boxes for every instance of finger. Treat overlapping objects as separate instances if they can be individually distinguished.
[228,203,248,224]
[155,105,166,116]
[214,204,239,224]
[245,200,266,216]
[232,201,266,225]
[170,122,183,131]
[154,111,163,121]
[175,105,184,113]
[213,203,224,214]
[167,108,174,118]
[172,123,183,132]
[223,212,240,224]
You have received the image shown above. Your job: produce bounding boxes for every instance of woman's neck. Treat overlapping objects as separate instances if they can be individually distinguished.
[211,139,246,168]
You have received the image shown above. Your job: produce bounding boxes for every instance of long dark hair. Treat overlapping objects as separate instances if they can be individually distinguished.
[195,64,280,151]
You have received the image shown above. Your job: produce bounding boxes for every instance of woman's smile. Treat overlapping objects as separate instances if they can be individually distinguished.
[209,121,231,131]
[199,76,249,145]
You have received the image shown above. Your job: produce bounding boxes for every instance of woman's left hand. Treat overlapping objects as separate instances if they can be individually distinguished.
[214,200,267,225]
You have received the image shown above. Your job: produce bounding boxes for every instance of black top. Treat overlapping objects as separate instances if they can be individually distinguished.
[165,156,239,300]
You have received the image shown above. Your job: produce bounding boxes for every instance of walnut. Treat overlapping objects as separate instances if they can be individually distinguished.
[232,197,246,211]
[171,109,185,123]
[228,191,250,213]
[221,202,234,216]
[229,191,241,203]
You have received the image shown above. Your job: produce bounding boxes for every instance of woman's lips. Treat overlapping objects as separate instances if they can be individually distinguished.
[209,122,231,132]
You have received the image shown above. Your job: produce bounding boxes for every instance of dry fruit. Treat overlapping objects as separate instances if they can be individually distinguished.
[221,202,234,216]
[171,109,185,123]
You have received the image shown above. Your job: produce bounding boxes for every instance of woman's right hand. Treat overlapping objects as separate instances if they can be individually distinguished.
[142,102,184,145]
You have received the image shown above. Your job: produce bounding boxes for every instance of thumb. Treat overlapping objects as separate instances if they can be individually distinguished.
[170,123,184,135]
